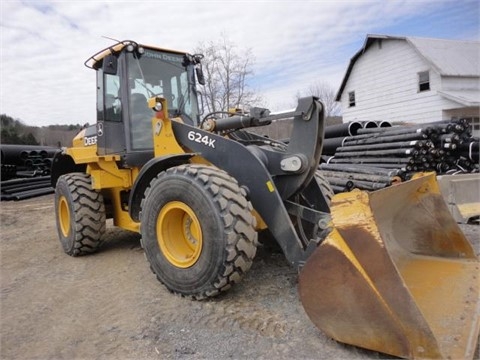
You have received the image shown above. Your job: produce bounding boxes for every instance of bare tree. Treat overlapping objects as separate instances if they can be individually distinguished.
[296,81,341,117]
[195,35,262,115]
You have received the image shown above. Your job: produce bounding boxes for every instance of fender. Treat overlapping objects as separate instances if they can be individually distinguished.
[50,151,86,188]
[128,153,194,222]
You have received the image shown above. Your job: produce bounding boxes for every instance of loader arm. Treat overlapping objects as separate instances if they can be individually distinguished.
[198,96,325,199]
[172,97,331,267]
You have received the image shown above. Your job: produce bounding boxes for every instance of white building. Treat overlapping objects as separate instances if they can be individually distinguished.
[336,34,480,133]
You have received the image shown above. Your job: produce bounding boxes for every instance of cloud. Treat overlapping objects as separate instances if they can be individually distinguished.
[1,0,478,126]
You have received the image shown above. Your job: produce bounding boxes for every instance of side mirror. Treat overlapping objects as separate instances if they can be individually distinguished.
[195,65,206,86]
[103,55,118,75]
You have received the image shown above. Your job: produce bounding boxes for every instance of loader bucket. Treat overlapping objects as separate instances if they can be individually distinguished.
[299,172,480,359]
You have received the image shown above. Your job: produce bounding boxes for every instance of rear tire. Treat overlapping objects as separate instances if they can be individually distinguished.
[54,173,106,256]
[140,164,257,299]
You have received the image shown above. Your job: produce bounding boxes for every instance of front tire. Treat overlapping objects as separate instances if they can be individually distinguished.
[315,170,334,205]
[54,173,106,256]
[140,164,257,299]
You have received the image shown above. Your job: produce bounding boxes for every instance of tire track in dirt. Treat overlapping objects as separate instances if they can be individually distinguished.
[146,296,288,339]
[194,300,287,337]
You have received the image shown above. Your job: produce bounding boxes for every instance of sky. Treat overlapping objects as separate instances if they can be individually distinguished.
[1,0,479,127]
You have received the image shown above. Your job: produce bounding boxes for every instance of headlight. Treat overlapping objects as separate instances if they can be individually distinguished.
[154,101,163,112]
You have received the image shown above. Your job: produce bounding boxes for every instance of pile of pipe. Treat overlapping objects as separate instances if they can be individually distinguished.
[1,144,59,201]
[320,119,479,193]
[1,176,54,201]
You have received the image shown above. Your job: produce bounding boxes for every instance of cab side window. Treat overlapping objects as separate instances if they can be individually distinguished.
[105,74,121,122]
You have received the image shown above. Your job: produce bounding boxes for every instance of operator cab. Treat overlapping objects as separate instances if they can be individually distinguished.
[85,40,204,166]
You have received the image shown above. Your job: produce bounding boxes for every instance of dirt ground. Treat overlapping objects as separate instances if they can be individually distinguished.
[1,194,479,360]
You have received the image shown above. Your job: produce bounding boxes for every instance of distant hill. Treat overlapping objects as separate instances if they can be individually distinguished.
[1,114,85,147]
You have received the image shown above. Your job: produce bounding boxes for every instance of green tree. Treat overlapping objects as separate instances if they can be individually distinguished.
[0,114,39,144]
[1,127,21,144]
[23,133,39,145]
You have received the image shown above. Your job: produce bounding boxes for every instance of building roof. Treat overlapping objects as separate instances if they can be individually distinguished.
[335,34,480,101]
[409,37,480,76]
[438,90,480,107]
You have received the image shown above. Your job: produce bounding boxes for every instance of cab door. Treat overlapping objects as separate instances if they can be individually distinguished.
[96,55,126,156]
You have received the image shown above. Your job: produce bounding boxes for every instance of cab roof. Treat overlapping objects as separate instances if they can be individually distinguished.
[84,40,188,70]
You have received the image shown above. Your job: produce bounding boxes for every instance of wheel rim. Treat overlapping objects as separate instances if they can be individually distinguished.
[156,201,203,268]
[58,195,71,237]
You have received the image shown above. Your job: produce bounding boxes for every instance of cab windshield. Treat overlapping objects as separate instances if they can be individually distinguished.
[126,48,199,150]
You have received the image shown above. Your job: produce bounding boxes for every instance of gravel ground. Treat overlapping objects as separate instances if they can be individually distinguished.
[1,194,479,360]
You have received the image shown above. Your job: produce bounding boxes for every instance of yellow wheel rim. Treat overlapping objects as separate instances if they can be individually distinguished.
[58,195,71,237]
[156,201,203,268]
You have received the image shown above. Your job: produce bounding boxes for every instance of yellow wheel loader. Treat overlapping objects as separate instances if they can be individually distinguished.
[51,40,480,359]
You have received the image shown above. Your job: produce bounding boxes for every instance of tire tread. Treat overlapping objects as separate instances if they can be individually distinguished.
[56,173,106,256]
[140,164,257,300]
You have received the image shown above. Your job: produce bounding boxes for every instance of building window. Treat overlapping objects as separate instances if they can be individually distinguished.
[418,71,430,92]
[348,91,356,107]
[473,117,480,132]
[458,117,480,133]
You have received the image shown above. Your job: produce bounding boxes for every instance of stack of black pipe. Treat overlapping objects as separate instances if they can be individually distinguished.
[319,163,404,194]
[322,120,392,156]
[320,119,479,193]
[1,144,59,200]
[0,176,53,201]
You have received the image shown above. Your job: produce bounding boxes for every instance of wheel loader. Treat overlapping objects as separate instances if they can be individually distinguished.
[51,40,480,359]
